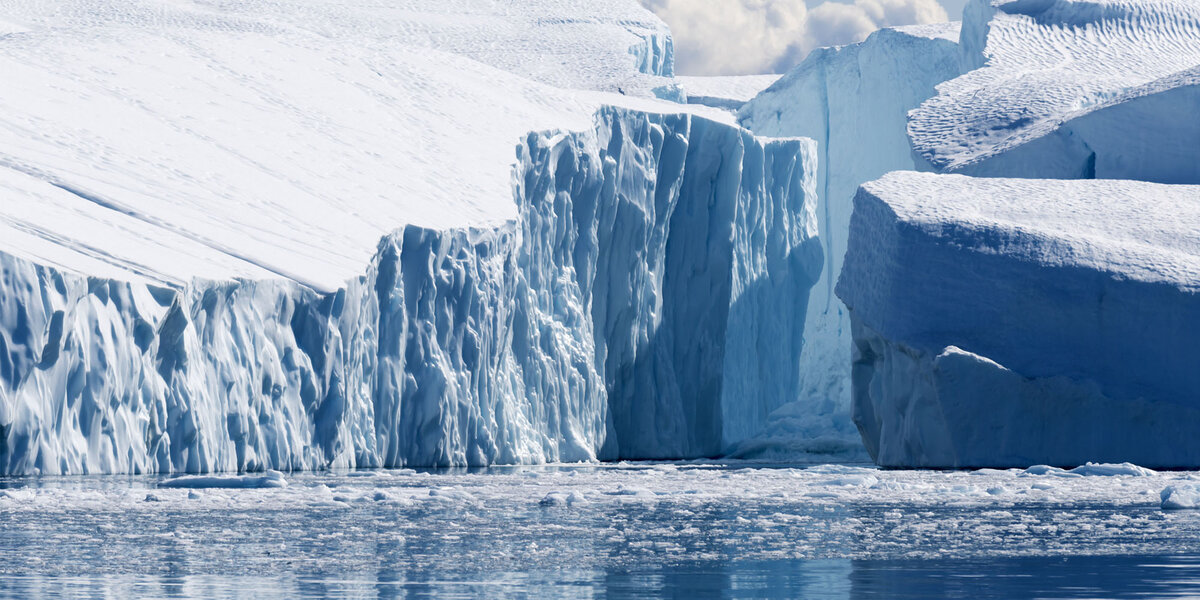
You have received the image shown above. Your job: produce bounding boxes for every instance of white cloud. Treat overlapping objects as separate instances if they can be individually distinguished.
[642,0,949,76]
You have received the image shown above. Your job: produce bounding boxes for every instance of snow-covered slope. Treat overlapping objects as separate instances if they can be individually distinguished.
[0,0,681,292]
[911,0,1200,180]
[0,1,821,474]
[677,75,781,111]
[836,173,1200,468]
[733,23,960,459]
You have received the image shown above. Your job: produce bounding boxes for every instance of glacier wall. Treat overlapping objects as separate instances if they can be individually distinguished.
[732,25,960,457]
[836,173,1200,468]
[0,107,818,475]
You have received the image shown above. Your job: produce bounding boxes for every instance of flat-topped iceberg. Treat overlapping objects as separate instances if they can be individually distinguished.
[0,1,820,474]
[837,172,1200,468]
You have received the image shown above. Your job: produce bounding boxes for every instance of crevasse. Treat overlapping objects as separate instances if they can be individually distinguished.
[0,107,818,475]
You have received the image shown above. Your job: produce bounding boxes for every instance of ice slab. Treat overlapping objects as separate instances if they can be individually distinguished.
[158,470,288,489]
[836,172,1200,468]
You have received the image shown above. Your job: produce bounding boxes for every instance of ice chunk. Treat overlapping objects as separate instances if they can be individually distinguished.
[911,0,1200,182]
[736,24,961,459]
[158,471,287,489]
[837,172,1200,468]
[1161,485,1200,510]
[1024,464,1157,477]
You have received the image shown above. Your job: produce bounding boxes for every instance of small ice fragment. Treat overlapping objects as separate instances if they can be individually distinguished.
[158,470,288,489]
[539,492,567,507]
[1069,463,1156,477]
[1161,485,1200,510]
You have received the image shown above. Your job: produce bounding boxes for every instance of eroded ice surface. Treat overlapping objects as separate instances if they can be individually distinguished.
[836,172,1200,468]
[911,0,1200,180]
[0,0,822,474]
[4,464,1200,597]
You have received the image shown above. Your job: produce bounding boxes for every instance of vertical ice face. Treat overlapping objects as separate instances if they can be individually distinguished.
[836,173,1200,468]
[0,108,818,475]
[733,24,961,459]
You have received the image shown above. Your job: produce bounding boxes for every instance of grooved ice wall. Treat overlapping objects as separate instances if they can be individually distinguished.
[0,108,818,475]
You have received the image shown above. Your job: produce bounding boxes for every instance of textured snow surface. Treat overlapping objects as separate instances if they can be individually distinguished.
[0,0,685,291]
[911,0,1200,179]
[733,23,961,460]
[836,172,1200,468]
[0,1,824,474]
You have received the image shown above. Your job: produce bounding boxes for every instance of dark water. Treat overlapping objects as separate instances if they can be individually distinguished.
[3,556,1200,599]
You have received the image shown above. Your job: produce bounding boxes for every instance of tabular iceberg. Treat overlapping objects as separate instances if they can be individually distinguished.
[836,172,1200,468]
[732,24,961,459]
[0,1,820,474]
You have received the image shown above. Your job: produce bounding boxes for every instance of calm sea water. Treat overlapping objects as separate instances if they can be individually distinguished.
[3,464,1199,599]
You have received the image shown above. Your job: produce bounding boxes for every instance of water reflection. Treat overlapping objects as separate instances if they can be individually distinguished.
[5,555,1200,599]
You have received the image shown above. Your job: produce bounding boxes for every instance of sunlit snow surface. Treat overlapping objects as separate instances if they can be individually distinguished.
[5,465,1200,598]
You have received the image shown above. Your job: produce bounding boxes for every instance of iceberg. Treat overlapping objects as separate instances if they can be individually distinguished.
[836,172,1200,468]
[911,0,1200,181]
[734,23,961,458]
[0,1,820,474]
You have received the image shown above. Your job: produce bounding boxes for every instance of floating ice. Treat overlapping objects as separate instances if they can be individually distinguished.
[158,470,288,489]
[837,172,1200,468]
[1161,485,1200,510]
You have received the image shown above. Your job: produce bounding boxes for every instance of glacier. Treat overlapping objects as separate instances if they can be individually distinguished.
[733,23,961,458]
[836,172,1200,468]
[0,1,821,474]
[910,0,1200,181]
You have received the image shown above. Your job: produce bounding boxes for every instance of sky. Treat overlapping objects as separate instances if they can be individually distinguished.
[641,0,969,76]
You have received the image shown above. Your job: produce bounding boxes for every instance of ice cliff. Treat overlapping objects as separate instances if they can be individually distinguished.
[0,1,820,474]
[836,173,1200,468]
[734,24,961,458]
